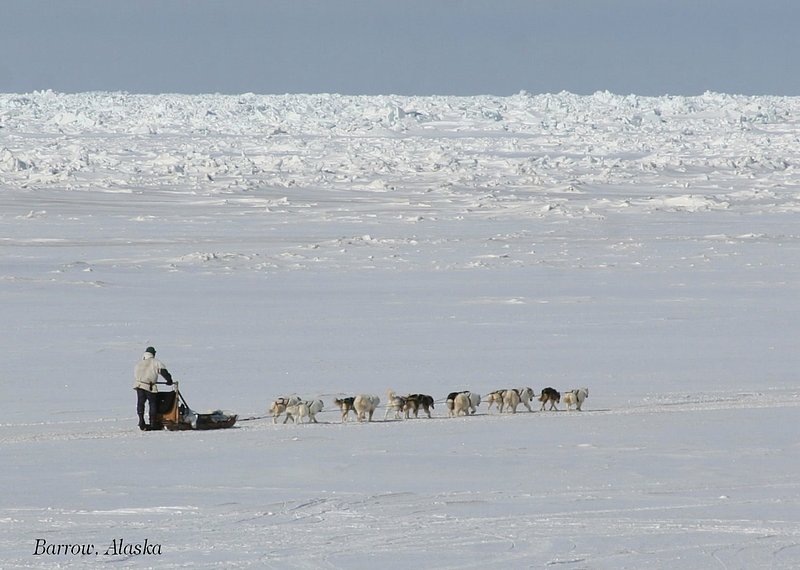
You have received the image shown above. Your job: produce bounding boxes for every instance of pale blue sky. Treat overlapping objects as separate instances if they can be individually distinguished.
[1,0,797,95]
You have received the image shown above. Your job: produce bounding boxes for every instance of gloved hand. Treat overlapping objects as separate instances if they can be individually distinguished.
[166,378,174,386]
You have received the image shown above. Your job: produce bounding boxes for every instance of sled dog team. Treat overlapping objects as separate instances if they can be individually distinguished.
[270,387,589,424]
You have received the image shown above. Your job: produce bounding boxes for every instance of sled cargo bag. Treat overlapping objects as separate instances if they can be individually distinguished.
[153,382,238,430]
[194,410,238,430]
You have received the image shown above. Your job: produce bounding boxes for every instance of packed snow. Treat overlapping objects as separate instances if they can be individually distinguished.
[1,91,799,568]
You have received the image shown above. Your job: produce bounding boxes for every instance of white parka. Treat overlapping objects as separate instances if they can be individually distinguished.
[133,352,170,393]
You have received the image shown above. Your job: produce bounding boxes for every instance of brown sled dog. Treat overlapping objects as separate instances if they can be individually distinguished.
[539,387,561,411]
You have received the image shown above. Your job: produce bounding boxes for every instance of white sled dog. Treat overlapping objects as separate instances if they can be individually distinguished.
[487,388,534,413]
[516,387,535,412]
[466,392,481,414]
[486,390,505,412]
[446,391,481,417]
[283,399,324,424]
[354,394,380,422]
[563,388,589,411]
[283,401,310,424]
[385,390,406,420]
[270,396,300,424]
[453,392,480,416]
[503,389,521,413]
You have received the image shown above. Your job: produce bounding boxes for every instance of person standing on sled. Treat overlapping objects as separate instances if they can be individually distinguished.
[133,346,173,430]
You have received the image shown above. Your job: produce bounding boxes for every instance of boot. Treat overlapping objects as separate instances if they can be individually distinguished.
[138,414,147,431]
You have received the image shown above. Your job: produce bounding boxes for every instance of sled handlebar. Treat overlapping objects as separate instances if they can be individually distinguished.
[155,381,191,408]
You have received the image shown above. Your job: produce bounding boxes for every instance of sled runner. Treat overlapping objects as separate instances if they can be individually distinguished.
[153,382,237,430]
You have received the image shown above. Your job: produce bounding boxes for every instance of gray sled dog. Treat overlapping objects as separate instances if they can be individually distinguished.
[334,397,355,422]
[516,387,535,412]
[403,393,435,418]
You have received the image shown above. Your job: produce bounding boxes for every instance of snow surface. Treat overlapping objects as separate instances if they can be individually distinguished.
[1,90,800,568]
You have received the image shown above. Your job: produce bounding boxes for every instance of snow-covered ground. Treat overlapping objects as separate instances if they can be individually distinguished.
[1,91,799,568]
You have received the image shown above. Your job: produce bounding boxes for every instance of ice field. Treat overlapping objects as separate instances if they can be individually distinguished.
[1,90,799,568]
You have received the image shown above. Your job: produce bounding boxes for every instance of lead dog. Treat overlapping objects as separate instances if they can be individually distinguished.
[404,393,435,419]
[563,388,589,411]
[539,387,561,411]
[385,390,407,420]
[334,397,355,422]
[354,394,380,422]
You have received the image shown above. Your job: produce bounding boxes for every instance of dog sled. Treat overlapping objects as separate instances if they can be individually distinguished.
[153,381,237,430]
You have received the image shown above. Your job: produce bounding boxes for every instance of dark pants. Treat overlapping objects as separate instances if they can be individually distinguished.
[135,388,158,428]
